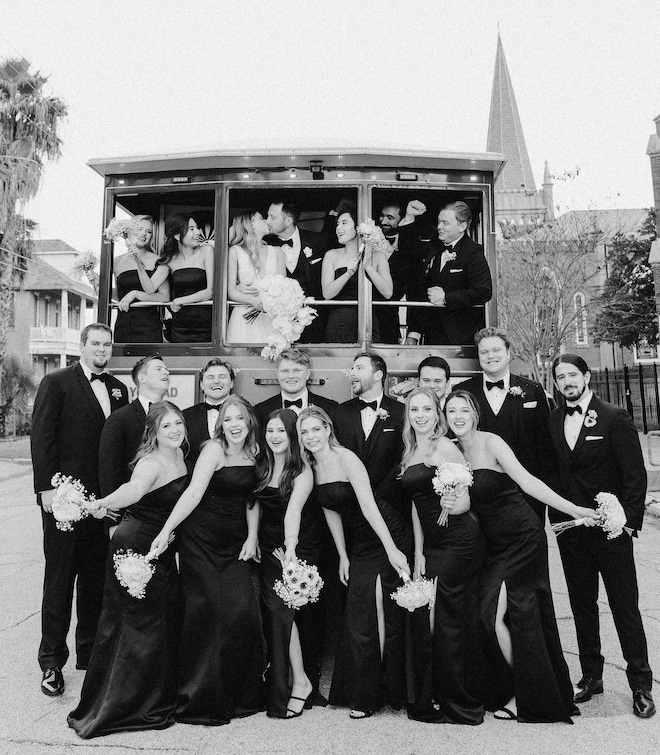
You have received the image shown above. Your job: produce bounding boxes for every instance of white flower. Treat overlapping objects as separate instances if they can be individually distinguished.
[376,408,390,421]
[584,409,598,427]
[391,578,436,612]
[303,246,313,258]
[103,218,143,242]
[111,388,122,400]
[594,492,627,539]
[441,250,457,264]
[508,386,524,397]
[272,549,324,610]
[431,462,474,527]
[50,473,95,531]
[358,219,390,255]
[113,549,156,599]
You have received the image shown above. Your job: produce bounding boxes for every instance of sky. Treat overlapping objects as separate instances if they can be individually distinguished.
[2,0,659,252]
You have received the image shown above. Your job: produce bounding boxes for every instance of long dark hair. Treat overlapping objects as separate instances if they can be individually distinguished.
[131,400,187,467]
[255,409,305,499]
[159,213,194,267]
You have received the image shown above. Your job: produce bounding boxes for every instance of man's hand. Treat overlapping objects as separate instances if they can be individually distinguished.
[406,200,426,217]
[427,286,446,307]
[40,490,55,513]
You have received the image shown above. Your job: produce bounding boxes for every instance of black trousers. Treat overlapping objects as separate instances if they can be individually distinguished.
[39,508,107,670]
[557,525,652,691]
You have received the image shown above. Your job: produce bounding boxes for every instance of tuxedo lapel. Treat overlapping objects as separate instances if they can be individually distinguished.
[349,403,366,455]
[73,363,106,427]
[550,408,572,464]
[364,413,384,456]
[570,396,599,456]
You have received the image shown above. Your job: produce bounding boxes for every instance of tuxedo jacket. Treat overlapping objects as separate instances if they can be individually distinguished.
[333,395,405,499]
[548,395,647,530]
[31,362,129,497]
[459,373,555,483]
[98,399,147,496]
[254,391,338,428]
[182,402,215,466]
[408,234,492,345]
[384,219,436,299]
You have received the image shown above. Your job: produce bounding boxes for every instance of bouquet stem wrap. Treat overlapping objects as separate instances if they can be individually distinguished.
[551,491,627,539]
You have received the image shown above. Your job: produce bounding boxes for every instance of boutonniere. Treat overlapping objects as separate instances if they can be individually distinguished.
[376,408,390,421]
[303,246,313,258]
[111,388,122,401]
[584,409,598,427]
[508,386,525,397]
[441,250,457,264]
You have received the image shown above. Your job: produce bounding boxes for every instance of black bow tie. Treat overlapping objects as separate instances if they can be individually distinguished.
[277,238,294,247]
[205,403,220,412]
[486,380,504,391]
[90,372,107,383]
[284,398,303,409]
[359,399,378,412]
[441,243,455,252]
[566,405,583,416]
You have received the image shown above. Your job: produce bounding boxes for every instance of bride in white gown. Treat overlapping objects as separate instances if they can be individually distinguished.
[226,210,286,343]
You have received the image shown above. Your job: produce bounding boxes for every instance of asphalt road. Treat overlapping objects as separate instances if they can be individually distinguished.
[0,457,658,755]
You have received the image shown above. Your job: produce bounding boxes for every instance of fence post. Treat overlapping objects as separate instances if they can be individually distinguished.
[639,364,648,434]
[654,363,660,429]
[604,366,611,403]
[623,365,633,418]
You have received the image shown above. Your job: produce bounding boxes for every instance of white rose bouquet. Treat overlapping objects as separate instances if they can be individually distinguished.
[391,577,436,612]
[272,548,324,610]
[50,473,102,532]
[551,491,627,539]
[113,549,156,599]
[103,218,143,243]
[431,462,474,526]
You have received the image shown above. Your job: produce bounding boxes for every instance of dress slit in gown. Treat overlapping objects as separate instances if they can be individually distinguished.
[470,469,576,723]
[68,475,187,739]
[114,268,163,343]
[257,486,324,717]
[400,464,484,724]
[175,465,265,724]
[316,481,411,713]
[169,267,211,342]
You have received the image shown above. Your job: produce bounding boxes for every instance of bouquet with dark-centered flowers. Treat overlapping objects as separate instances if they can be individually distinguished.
[272,548,324,610]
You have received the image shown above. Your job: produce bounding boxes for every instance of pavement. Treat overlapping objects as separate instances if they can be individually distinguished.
[0,442,658,754]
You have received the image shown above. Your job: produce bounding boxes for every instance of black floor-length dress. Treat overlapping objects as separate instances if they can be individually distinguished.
[470,469,576,723]
[316,481,411,713]
[175,465,265,724]
[400,464,485,724]
[68,476,186,739]
[168,268,211,342]
[257,485,324,717]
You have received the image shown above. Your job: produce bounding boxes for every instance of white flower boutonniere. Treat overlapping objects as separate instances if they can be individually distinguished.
[303,246,313,258]
[111,388,122,400]
[584,409,598,427]
[441,250,457,264]
[508,386,525,398]
[376,408,390,421]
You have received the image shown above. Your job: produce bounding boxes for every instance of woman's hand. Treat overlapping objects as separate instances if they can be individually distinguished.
[574,506,601,526]
[239,537,259,562]
[387,548,411,580]
[284,543,297,564]
[346,256,360,275]
[89,506,108,520]
[413,552,426,581]
[118,291,138,311]
[150,530,173,558]
[440,491,457,515]
[338,554,350,586]
[236,282,259,296]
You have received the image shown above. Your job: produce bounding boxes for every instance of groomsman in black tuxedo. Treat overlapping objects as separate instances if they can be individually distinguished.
[549,354,654,718]
[98,354,170,499]
[459,327,555,520]
[31,323,129,696]
[254,347,337,426]
[405,201,492,346]
[266,199,326,342]
[333,352,405,506]
[183,358,234,465]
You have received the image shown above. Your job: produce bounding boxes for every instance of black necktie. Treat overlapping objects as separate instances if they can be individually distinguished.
[359,400,377,412]
[284,398,303,409]
[205,403,220,411]
[566,405,583,416]
[486,380,504,391]
[90,373,107,383]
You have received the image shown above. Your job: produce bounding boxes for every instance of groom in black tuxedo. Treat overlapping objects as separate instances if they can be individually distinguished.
[548,354,654,718]
[406,201,492,346]
[31,323,129,696]
[265,199,326,342]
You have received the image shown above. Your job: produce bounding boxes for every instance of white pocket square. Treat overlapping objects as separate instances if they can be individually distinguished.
[383,428,395,432]
[309,258,321,265]
[523,401,538,408]
[585,435,603,441]
[449,268,463,273]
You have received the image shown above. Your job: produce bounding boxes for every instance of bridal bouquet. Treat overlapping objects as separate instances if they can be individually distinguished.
[391,577,436,612]
[245,275,317,360]
[113,549,156,599]
[272,548,324,610]
[103,217,143,243]
[50,473,103,531]
[551,492,627,540]
[357,219,391,256]
[431,462,474,526]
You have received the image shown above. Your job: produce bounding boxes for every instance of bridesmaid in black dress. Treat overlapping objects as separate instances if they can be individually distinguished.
[256,408,324,718]
[113,214,168,342]
[146,213,214,342]
[398,388,485,725]
[297,406,411,719]
[68,401,187,738]
[150,395,264,725]
[444,390,599,723]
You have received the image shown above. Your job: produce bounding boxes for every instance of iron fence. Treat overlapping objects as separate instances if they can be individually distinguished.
[588,365,660,433]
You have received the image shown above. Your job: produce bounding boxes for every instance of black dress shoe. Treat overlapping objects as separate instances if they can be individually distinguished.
[573,676,603,703]
[41,667,64,696]
[633,689,656,718]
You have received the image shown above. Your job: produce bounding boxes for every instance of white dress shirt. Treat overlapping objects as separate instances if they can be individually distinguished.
[280,227,301,273]
[564,390,593,450]
[280,389,309,415]
[483,371,510,416]
[80,363,111,418]
[360,393,383,439]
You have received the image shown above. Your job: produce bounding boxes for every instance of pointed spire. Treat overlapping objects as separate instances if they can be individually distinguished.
[543,159,552,186]
[487,34,537,193]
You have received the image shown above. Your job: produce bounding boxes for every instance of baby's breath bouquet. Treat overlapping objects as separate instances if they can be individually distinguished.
[272,548,324,610]
[358,219,390,256]
[551,492,627,539]
[391,577,436,612]
[113,549,156,599]
[103,217,143,243]
[50,473,102,531]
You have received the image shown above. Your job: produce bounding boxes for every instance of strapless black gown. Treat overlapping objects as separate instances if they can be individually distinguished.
[400,464,484,724]
[175,465,264,724]
[323,267,383,343]
[114,268,163,343]
[316,481,411,713]
[169,267,211,342]
[67,475,187,738]
[470,469,576,723]
[257,485,324,717]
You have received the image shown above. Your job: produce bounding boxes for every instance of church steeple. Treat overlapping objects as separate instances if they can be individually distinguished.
[487,33,537,193]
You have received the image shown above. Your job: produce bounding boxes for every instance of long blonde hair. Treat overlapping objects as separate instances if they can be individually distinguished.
[132,401,187,466]
[296,406,342,466]
[211,395,260,461]
[398,387,447,477]
[228,210,265,277]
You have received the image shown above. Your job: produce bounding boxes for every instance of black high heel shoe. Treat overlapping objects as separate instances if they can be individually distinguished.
[287,690,312,718]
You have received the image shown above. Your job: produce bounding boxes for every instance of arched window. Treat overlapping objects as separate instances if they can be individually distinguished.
[573,292,588,346]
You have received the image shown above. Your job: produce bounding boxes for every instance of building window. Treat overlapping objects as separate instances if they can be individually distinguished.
[574,292,588,346]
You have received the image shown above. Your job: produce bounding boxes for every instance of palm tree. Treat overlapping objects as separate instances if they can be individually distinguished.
[0,57,67,378]
[0,355,36,437]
